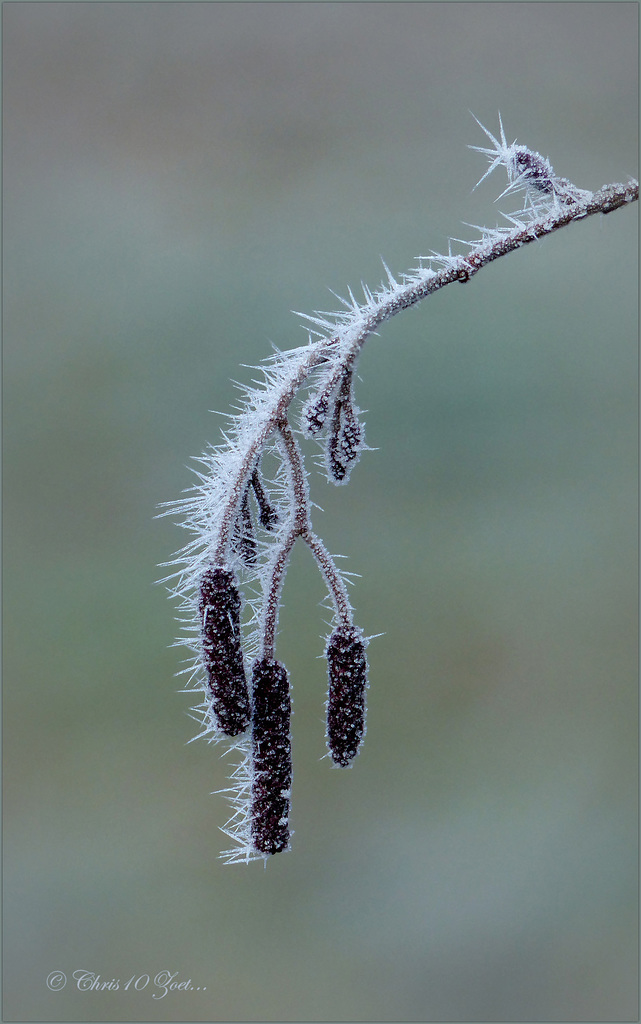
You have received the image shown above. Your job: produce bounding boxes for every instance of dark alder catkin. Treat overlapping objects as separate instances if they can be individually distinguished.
[250,658,292,855]
[198,567,251,735]
[326,625,368,767]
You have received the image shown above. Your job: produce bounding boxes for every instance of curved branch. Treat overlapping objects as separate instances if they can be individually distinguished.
[212,179,637,568]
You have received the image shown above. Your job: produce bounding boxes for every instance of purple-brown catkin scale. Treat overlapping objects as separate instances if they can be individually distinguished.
[198,568,250,735]
[326,626,368,766]
[250,659,292,854]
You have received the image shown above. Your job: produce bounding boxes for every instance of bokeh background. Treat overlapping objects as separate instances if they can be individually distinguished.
[4,3,638,1021]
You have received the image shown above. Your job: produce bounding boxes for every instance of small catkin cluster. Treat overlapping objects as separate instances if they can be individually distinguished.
[199,558,369,855]
[199,567,251,736]
[326,625,368,767]
[250,658,293,854]
[231,471,280,567]
[303,369,365,484]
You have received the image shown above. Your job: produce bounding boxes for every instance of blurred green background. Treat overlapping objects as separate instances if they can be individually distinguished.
[3,3,638,1021]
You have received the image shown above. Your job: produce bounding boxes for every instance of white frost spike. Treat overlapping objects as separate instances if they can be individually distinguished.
[381,258,398,289]
[469,111,513,190]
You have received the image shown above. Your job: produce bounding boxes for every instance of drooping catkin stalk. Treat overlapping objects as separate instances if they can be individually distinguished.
[198,567,251,735]
[250,658,292,854]
[326,625,368,767]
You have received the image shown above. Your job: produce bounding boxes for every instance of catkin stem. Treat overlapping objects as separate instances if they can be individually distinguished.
[261,421,352,657]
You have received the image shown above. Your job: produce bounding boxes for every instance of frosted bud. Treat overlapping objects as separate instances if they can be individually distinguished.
[327,400,365,483]
[511,146,556,194]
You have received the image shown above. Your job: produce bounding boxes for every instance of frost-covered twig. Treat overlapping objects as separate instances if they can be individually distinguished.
[162,116,638,864]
